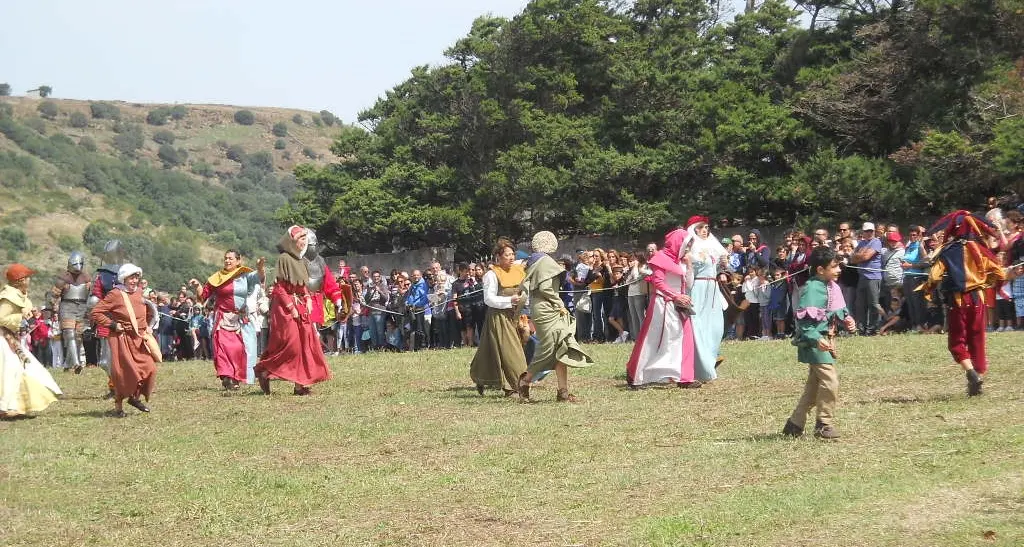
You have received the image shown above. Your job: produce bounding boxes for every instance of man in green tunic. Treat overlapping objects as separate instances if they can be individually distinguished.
[520,231,594,402]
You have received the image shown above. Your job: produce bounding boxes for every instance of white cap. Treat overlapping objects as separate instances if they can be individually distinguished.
[117,263,143,283]
[862,222,875,231]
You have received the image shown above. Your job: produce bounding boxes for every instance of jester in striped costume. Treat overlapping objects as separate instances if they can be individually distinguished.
[920,210,1011,396]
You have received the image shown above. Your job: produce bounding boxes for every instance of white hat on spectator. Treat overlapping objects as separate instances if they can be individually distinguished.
[861,222,875,231]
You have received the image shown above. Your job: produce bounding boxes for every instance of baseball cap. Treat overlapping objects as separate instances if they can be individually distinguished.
[862,222,875,231]
[886,232,902,243]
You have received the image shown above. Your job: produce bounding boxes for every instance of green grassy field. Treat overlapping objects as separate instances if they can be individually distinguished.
[2,333,1022,546]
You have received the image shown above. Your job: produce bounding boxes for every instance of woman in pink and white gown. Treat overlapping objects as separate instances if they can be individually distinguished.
[625,228,700,388]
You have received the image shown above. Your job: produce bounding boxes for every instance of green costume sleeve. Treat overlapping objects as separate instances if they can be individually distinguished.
[792,280,828,348]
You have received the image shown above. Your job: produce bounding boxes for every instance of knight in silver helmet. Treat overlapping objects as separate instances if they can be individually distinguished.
[51,251,92,373]
[302,228,346,333]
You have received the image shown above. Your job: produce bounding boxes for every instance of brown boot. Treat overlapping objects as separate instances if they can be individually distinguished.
[517,373,531,402]
[814,421,840,440]
[258,373,271,395]
[556,389,579,403]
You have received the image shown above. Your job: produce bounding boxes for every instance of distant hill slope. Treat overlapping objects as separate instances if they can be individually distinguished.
[0,95,341,301]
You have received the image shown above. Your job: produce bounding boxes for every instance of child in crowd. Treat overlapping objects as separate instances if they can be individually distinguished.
[755,270,773,339]
[1014,264,1024,330]
[742,266,767,339]
[783,246,857,440]
[384,318,404,352]
[726,272,746,340]
[879,289,907,336]
[766,269,789,339]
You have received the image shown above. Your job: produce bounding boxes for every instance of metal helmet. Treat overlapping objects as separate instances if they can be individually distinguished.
[304,229,320,260]
[101,239,126,266]
[68,251,86,274]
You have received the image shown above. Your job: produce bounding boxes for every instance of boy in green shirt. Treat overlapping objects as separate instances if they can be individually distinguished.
[782,247,857,440]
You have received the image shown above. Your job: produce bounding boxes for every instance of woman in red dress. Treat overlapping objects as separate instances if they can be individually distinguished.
[255,226,330,395]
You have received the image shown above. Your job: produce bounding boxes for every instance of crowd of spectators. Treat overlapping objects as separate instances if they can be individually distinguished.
[26,201,1024,367]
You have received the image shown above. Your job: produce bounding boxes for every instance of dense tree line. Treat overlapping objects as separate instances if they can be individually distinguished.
[280,0,1024,255]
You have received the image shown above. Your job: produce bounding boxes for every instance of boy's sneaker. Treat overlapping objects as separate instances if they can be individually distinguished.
[814,421,840,440]
[782,420,803,438]
[966,369,983,396]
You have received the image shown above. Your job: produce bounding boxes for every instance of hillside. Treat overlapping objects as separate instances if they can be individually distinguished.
[0,95,342,301]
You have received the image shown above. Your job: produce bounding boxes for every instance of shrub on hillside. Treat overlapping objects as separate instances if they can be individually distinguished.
[292,114,303,125]
[302,146,317,159]
[37,101,59,120]
[243,151,273,174]
[170,105,187,120]
[272,122,288,137]
[274,138,287,150]
[69,111,89,128]
[113,124,144,156]
[311,114,322,127]
[233,110,255,126]
[282,150,291,160]
[50,134,74,146]
[54,233,80,253]
[153,129,176,145]
[146,107,173,126]
[89,102,121,120]
[0,83,10,96]
[319,110,336,126]
[79,136,97,151]
[226,144,247,162]
[158,144,183,167]
[24,117,46,134]
[191,161,215,177]
[0,227,30,251]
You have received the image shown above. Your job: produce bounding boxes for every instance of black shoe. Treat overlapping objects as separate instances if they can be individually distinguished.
[476,384,485,396]
[782,419,804,437]
[966,370,983,397]
[127,398,150,413]
[258,374,271,395]
[221,376,233,390]
[714,356,725,369]
[677,381,702,389]
[73,365,83,374]
[107,409,127,418]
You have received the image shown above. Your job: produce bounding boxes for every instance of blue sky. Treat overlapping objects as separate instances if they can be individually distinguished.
[0,0,531,123]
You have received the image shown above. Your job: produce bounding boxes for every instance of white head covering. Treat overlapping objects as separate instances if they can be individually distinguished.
[531,231,558,254]
[687,221,727,265]
[117,263,143,283]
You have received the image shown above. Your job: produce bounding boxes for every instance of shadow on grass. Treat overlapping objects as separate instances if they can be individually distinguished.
[436,385,480,393]
[66,409,121,419]
[848,393,956,406]
[713,432,795,443]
